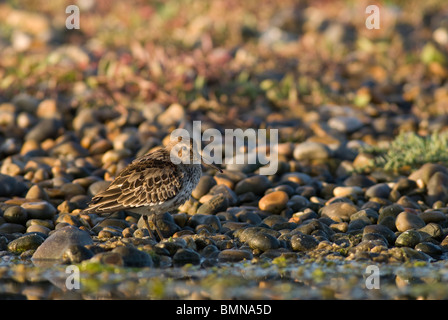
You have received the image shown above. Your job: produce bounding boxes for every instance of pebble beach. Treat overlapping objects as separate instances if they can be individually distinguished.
[1,0,448,300]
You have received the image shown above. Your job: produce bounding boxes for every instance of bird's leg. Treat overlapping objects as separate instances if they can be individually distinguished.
[152,213,165,241]
[142,215,156,241]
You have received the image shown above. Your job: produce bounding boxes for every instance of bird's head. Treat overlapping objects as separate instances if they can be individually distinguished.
[166,136,222,172]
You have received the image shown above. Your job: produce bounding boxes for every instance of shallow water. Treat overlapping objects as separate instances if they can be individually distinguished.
[1,257,448,300]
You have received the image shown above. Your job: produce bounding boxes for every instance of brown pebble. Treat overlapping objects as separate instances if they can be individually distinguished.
[259,191,289,214]
[330,222,348,233]
[218,249,253,262]
[213,176,234,189]
[98,230,115,239]
[418,210,447,224]
[122,227,134,238]
[20,140,40,155]
[61,183,85,198]
[199,194,214,204]
[395,211,426,232]
[57,213,81,226]
[173,230,195,238]
[27,225,51,235]
[25,185,49,201]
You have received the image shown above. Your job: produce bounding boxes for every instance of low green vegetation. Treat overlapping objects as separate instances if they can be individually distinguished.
[363,131,448,172]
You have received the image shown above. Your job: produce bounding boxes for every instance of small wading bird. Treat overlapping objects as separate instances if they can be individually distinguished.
[83,136,222,240]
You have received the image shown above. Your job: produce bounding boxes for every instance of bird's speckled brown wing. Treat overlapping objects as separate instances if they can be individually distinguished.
[84,149,184,214]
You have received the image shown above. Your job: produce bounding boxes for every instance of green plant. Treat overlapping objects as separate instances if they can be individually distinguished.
[364,131,448,172]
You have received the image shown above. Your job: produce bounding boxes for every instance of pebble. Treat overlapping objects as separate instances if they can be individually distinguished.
[395,230,422,248]
[62,245,94,264]
[201,244,219,258]
[25,185,50,201]
[293,141,331,160]
[287,195,310,212]
[172,213,188,228]
[50,141,89,158]
[237,227,280,243]
[415,242,443,257]
[57,213,81,227]
[98,229,120,239]
[142,102,164,122]
[348,219,369,232]
[26,219,54,229]
[221,221,250,232]
[12,93,39,113]
[234,175,271,195]
[291,209,319,223]
[89,139,113,155]
[191,175,216,199]
[333,186,363,198]
[21,201,56,220]
[400,247,432,262]
[188,214,221,232]
[330,222,348,233]
[87,180,111,197]
[0,174,27,197]
[172,248,201,266]
[426,171,448,206]
[113,132,140,152]
[418,223,444,241]
[3,206,28,225]
[294,219,331,236]
[418,210,447,224]
[281,172,313,185]
[392,178,417,195]
[258,191,289,214]
[328,116,363,133]
[362,233,388,246]
[365,183,391,199]
[268,184,295,197]
[396,196,420,209]
[7,234,45,253]
[262,215,287,227]
[60,183,86,198]
[0,223,26,234]
[246,232,280,252]
[290,233,320,252]
[409,163,448,185]
[89,252,124,266]
[32,225,93,261]
[111,246,153,267]
[225,158,260,173]
[235,209,263,225]
[363,224,396,246]
[208,185,238,206]
[320,202,358,222]
[214,175,234,189]
[196,194,228,215]
[218,249,253,262]
[343,174,375,188]
[99,218,130,231]
[157,103,185,127]
[153,212,181,238]
[25,118,62,142]
[395,211,426,232]
[350,209,378,224]
[26,224,51,235]
[378,204,404,224]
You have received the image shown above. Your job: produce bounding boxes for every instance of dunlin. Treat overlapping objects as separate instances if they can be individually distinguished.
[83,136,222,240]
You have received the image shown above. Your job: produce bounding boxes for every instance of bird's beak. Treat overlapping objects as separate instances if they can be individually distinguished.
[201,158,223,173]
